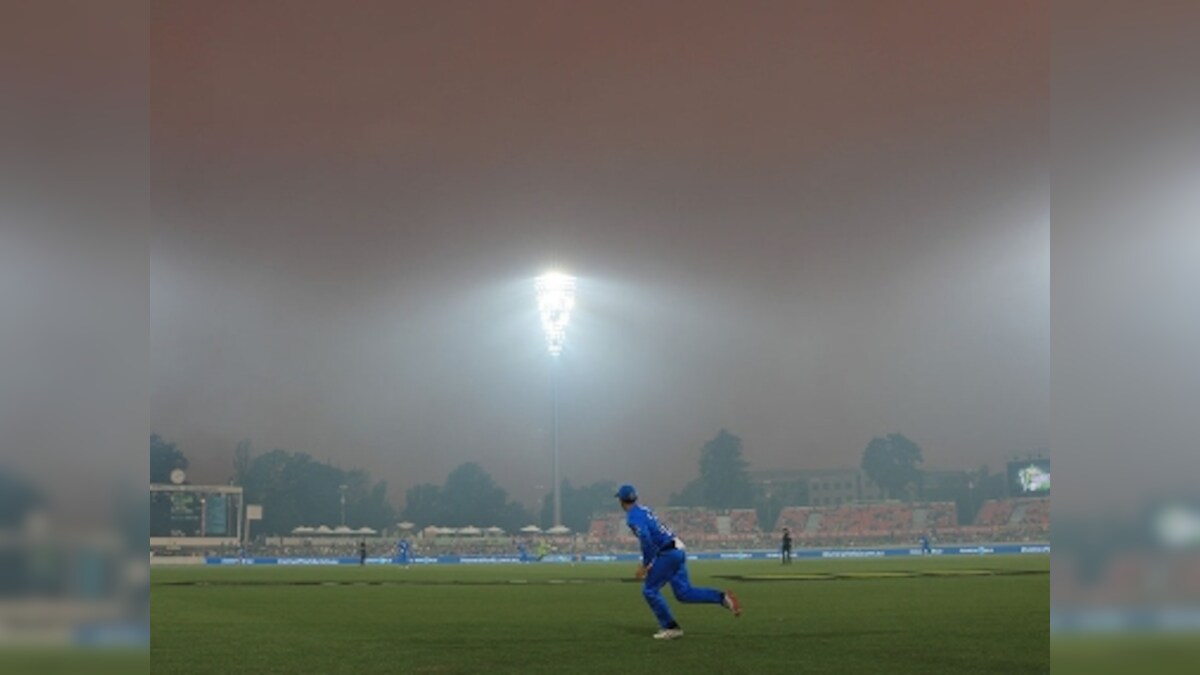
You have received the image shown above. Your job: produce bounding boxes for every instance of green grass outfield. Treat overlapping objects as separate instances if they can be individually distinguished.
[0,650,146,675]
[151,554,1049,674]
[1051,635,1200,675]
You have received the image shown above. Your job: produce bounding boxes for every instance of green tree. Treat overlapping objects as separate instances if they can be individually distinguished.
[232,439,253,486]
[401,483,442,528]
[669,430,754,508]
[238,449,304,535]
[860,433,924,500]
[150,433,189,484]
[539,480,619,532]
[402,462,532,532]
[668,478,705,507]
[343,468,397,531]
[494,499,536,533]
[698,429,754,508]
[439,462,509,527]
[236,448,396,535]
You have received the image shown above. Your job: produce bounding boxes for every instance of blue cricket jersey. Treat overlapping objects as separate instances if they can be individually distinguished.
[625,504,678,567]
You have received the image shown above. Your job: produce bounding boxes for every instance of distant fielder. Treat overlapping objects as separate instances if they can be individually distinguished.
[615,484,741,640]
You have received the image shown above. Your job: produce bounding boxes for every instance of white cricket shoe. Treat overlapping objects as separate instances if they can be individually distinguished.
[652,628,684,640]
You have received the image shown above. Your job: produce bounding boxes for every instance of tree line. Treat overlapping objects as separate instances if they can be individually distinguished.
[665,429,1007,526]
[152,434,396,536]
[150,428,1015,537]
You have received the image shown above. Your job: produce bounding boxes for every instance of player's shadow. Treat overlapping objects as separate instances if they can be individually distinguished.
[609,624,898,639]
[795,629,901,639]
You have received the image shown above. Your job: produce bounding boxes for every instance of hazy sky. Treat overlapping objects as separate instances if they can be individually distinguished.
[151,1,1048,507]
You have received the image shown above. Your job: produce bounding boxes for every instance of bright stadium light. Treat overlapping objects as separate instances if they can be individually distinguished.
[535,272,576,357]
[535,271,576,528]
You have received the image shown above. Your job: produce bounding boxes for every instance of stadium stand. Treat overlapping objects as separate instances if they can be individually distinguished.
[974,498,1049,528]
[588,514,627,540]
[659,508,719,538]
[728,509,759,534]
[975,499,1019,527]
[772,502,958,539]
[774,506,812,534]
[1019,498,1050,527]
[163,499,1047,560]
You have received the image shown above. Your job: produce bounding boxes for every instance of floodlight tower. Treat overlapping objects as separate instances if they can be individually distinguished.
[536,272,576,528]
[339,484,348,527]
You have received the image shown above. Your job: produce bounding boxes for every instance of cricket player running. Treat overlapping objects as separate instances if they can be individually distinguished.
[616,484,742,640]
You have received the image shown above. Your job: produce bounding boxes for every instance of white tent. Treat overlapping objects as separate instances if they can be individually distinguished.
[436,526,457,536]
[333,525,354,535]
[315,525,333,534]
[520,525,542,533]
[485,526,505,535]
[457,526,482,536]
[546,525,571,535]
[354,527,377,536]
[397,521,416,530]
[291,526,316,534]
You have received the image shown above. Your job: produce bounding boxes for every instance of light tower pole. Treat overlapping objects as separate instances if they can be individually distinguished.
[536,272,576,529]
[339,483,348,527]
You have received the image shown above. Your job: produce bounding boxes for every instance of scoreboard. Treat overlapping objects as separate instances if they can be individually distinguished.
[1006,459,1050,497]
[150,485,243,540]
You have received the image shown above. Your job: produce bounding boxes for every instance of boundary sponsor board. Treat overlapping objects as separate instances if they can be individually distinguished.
[205,544,1048,566]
